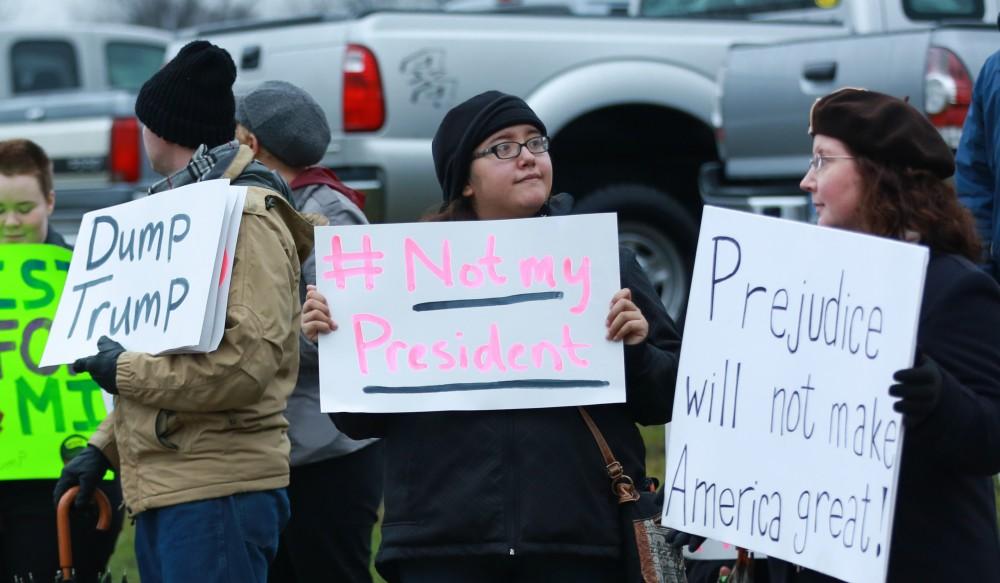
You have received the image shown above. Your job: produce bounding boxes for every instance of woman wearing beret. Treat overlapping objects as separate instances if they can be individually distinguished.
[767,88,1000,581]
[301,91,682,582]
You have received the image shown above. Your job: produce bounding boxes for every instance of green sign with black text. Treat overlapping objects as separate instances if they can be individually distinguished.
[0,244,108,480]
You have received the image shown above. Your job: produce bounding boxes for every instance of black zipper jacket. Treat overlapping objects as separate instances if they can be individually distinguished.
[331,194,682,574]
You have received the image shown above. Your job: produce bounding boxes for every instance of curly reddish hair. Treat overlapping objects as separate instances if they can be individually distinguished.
[852,156,980,262]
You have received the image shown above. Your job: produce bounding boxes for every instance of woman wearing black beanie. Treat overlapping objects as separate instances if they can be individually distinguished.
[303,90,682,582]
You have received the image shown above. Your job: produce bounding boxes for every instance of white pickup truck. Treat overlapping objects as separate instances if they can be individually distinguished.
[0,25,171,243]
[189,0,984,319]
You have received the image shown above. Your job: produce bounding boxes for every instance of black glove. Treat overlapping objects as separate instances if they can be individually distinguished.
[72,336,124,394]
[665,528,706,552]
[889,354,943,427]
[53,445,111,509]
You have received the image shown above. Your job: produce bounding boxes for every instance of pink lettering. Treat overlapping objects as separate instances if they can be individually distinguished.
[323,235,384,290]
[507,343,527,371]
[459,264,484,288]
[561,325,590,367]
[408,344,428,370]
[404,238,452,292]
[478,235,507,285]
[386,340,407,372]
[519,256,556,288]
[353,314,391,374]
[563,256,591,314]
[433,340,456,370]
[531,341,564,371]
[473,324,507,372]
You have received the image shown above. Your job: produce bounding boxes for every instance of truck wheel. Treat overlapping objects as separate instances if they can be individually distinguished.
[573,183,696,321]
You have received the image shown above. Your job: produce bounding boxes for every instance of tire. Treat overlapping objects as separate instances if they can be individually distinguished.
[573,183,697,322]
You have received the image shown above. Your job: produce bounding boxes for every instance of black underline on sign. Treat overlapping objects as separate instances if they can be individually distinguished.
[363,379,611,394]
[411,291,564,312]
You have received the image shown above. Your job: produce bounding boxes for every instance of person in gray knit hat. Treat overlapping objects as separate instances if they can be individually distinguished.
[235,80,381,583]
[58,40,315,583]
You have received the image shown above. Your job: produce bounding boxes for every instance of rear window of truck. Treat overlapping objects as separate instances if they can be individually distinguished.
[903,0,983,20]
[641,0,839,19]
[106,42,166,91]
[11,40,80,94]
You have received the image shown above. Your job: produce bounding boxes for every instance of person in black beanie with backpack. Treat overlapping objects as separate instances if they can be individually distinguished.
[302,90,682,582]
[54,40,315,583]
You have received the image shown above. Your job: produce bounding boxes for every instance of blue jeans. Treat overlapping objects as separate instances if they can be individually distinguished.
[135,489,290,583]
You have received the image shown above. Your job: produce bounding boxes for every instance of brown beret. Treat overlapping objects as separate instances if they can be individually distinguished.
[809,87,954,179]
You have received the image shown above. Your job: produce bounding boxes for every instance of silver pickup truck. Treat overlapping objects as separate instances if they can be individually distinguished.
[190,0,868,320]
[0,25,171,243]
[194,0,991,319]
[702,0,999,217]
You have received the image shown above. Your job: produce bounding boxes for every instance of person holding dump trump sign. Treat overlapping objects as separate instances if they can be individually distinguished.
[302,90,682,582]
[53,41,315,583]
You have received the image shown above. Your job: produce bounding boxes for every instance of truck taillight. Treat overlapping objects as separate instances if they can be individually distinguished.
[110,117,141,183]
[343,44,385,132]
[924,47,972,149]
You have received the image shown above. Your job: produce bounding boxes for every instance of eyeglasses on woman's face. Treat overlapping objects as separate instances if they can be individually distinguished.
[807,154,855,173]
[474,135,550,160]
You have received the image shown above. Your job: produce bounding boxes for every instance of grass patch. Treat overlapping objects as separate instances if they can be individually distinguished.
[104,431,999,583]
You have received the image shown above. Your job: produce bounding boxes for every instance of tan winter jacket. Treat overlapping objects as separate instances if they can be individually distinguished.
[89,147,314,513]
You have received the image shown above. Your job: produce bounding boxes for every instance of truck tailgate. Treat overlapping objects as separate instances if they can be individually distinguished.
[186,18,352,141]
[720,30,932,182]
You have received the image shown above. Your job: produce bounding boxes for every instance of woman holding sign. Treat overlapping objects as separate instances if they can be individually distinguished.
[303,91,682,582]
[0,139,123,583]
[761,89,1000,581]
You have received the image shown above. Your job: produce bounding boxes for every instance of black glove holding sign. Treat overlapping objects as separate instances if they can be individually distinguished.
[889,353,944,428]
[72,335,124,395]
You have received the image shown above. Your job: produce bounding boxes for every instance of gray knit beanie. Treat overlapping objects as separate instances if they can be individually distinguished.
[235,80,330,167]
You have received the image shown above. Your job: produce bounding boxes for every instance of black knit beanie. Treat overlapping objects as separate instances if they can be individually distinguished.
[432,90,546,205]
[135,40,237,149]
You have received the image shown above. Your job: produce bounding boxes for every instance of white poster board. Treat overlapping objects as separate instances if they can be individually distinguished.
[316,214,626,413]
[41,180,245,366]
[662,207,928,583]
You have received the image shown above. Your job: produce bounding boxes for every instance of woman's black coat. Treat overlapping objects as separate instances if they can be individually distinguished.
[332,199,681,570]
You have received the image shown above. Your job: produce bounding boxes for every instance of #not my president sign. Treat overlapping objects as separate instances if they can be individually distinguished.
[40,179,246,367]
[316,214,625,413]
[0,244,108,479]
[662,207,928,582]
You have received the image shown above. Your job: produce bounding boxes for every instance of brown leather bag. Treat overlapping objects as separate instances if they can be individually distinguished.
[578,407,687,583]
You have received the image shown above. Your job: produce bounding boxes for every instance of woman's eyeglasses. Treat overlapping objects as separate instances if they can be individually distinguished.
[475,136,550,160]
[808,154,855,173]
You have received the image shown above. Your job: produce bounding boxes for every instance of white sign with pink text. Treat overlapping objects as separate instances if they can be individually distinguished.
[315,214,625,413]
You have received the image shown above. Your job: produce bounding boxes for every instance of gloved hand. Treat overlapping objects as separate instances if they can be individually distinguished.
[889,354,944,428]
[53,445,111,509]
[72,336,124,394]
[665,528,706,552]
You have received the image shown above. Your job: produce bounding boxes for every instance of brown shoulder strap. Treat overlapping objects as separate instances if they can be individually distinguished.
[578,407,639,504]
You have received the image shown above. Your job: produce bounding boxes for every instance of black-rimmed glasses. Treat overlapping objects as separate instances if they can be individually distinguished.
[474,136,550,160]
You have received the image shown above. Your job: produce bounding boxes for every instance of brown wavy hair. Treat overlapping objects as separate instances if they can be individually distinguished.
[852,156,980,261]
[0,139,54,196]
[421,195,478,222]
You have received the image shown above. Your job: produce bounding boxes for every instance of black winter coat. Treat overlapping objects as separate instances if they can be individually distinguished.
[769,253,1000,582]
[332,198,681,572]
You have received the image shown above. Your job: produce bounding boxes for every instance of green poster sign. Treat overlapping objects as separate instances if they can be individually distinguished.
[0,244,109,480]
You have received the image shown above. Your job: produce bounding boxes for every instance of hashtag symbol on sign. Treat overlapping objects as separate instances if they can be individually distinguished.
[322,235,384,290]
